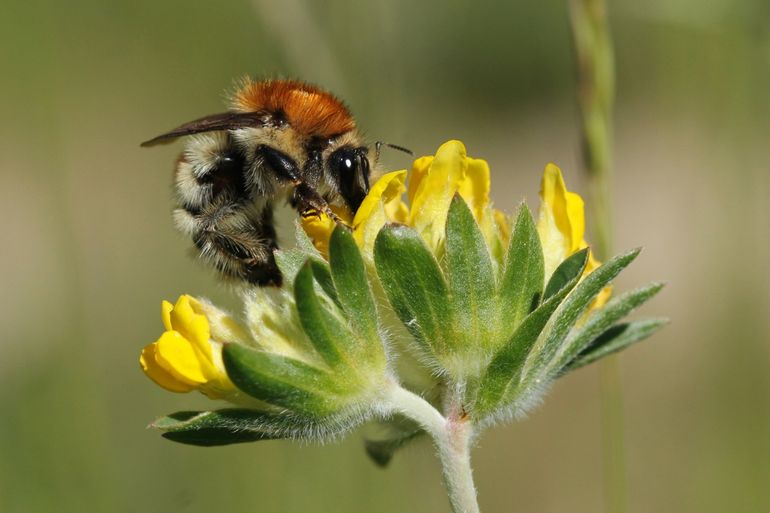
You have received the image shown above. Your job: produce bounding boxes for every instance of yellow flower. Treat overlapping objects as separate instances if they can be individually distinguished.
[536,163,611,308]
[303,140,507,261]
[301,205,354,258]
[302,141,610,308]
[407,141,500,252]
[139,295,238,399]
[351,169,409,258]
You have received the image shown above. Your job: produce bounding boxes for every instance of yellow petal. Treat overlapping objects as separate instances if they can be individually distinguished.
[161,300,173,331]
[538,165,612,310]
[196,341,237,399]
[458,157,491,222]
[540,163,574,248]
[584,247,612,309]
[407,156,433,206]
[352,170,407,255]
[538,163,592,279]
[139,343,195,393]
[300,211,336,258]
[385,199,409,223]
[409,140,468,250]
[493,209,511,246]
[591,284,612,309]
[353,170,407,227]
[539,164,588,253]
[153,331,209,385]
[169,295,212,358]
[565,191,586,253]
[537,208,567,280]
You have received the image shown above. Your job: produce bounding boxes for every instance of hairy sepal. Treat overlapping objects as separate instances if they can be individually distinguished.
[152,409,288,446]
[328,226,383,358]
[374,224,453,367]
[521,248,641,385]
[223,343,354,416]
[272,223,323,285]
[547,282,664,376]
[471,249,588,417]
[362,414,425,467]
[365,429,424,467]
[154,405,382,446]
[444,195,497,357]
[497,204,544,335]
[562,318,669,373]
[294,262,353,368]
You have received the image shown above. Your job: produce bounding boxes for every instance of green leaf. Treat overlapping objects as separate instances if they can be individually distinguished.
[498,205,544,331]
[525,248,641,381]
[329,226,380,345]
[294,219,322,255]
[152,409,286,447]
[543,248,590,301]
[374,224,453,357]
[274,249,306,283]
[294,262,350,367]
[364,429,423,467]
[563,318,669,373]
[275,223,325,285]
[550,282,664,374]
[444,195,497,349]
[473,254,585,416]
[308,258,340,307]
[223,343,343,415]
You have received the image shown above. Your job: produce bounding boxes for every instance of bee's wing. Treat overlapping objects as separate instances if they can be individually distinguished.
[141,111,267,147]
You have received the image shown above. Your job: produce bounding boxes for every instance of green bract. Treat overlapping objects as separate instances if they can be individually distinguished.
[153,196,664,451]
[155,227,391,445]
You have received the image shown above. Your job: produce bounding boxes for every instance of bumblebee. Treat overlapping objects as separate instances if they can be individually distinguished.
[143,79,407,286]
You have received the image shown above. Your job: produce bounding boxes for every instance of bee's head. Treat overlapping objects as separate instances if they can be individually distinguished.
[327,146,371,212]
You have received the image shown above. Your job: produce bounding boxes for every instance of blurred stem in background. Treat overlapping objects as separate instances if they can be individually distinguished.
[568,1,625,513]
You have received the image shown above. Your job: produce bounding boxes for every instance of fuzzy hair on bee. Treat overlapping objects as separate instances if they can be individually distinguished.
[143,79,410,287]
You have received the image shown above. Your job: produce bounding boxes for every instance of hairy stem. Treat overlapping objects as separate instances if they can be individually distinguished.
[438,419,478,513]
[386,384,480,513]
[386,383,445,439]
[568,1,626,513]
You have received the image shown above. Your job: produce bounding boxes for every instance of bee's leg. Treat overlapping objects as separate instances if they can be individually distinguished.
[176,202,282,287]
[292,184,350,226]
[258,145,343,223]
[174,134,284,287]
[197,228,282,287]
[260,204,279,251]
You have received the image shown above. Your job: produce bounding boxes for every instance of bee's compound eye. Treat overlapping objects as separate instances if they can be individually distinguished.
[329,149,358,177]
[329,146,370,211]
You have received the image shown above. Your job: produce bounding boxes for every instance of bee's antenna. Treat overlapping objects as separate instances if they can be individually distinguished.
[385,143,413,156]
[375,141,414,162]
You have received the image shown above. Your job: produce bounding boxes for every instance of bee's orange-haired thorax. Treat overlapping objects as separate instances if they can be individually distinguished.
[232,79,356,139]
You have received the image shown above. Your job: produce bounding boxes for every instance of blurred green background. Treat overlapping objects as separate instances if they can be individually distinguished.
[1,0,768,512]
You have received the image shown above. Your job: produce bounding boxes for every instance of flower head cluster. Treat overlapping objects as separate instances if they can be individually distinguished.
[140,295,237,399]
[303,140,608,303]
[140,140,664,451]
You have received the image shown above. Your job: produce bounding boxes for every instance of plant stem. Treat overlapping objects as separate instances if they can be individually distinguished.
[568,1,626,513]
[568,0,614,260]
[387,384,480,513]
[437,416,479,513]
[386,383,445,439]
[599,355,626,513]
